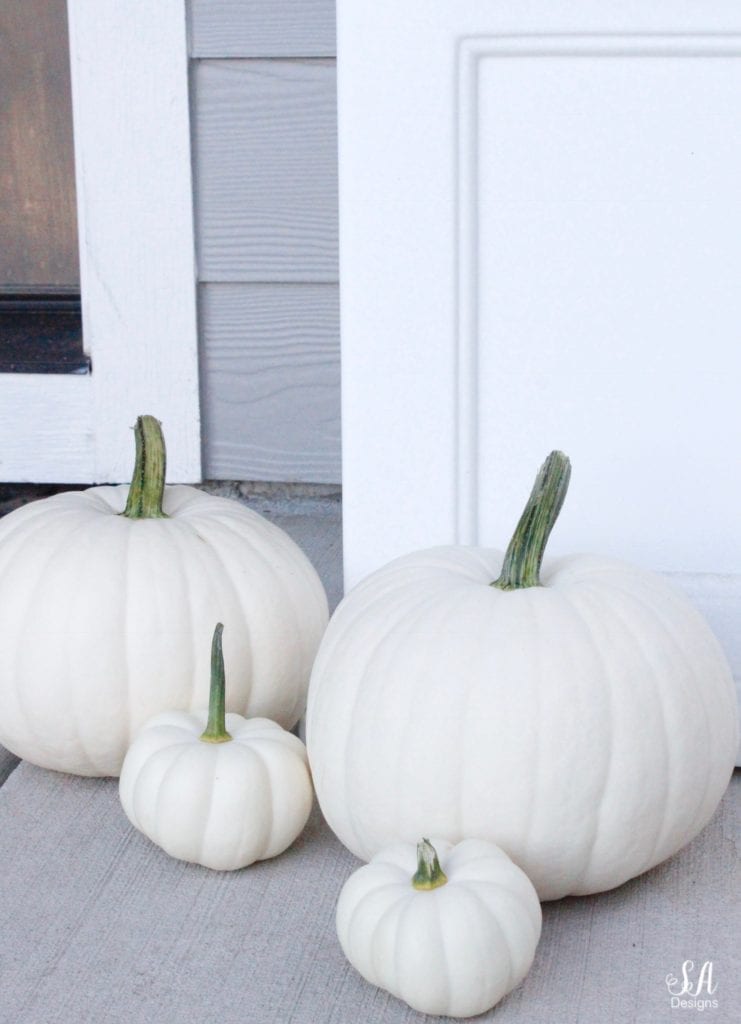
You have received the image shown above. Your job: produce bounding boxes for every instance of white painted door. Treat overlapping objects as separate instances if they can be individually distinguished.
[338,1,741,750]
[339,0,741,586]
[0,0,200,483]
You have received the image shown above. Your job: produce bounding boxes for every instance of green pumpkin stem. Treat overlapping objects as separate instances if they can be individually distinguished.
[412,838,448,891]
[122,415,169,520]
[492,450,571,591]
[200,623,232,744]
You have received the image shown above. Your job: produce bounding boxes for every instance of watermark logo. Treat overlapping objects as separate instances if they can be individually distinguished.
[666,961,718,1011]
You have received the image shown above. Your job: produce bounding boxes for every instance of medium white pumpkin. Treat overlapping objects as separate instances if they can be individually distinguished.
[120,624,313,869]
[337,837,541,1018]
[0,416,328,777]
[308,452,738,900]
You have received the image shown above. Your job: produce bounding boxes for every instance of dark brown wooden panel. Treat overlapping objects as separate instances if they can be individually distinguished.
[0,0,80,289]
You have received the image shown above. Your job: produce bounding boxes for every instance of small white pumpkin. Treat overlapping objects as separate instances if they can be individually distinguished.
[337,837,541,1018]
[120,623,313,870]
[0,416,328,776]
[308,452,738,900]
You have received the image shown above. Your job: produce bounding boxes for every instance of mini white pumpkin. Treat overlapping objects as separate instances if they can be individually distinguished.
[308,452,738,900]
[0,416,328,776]
[120,623,313,869]
[337,837,541,1018]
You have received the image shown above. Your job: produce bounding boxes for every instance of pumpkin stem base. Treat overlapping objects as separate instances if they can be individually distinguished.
[122,415,169,520]
[200,623,233,744]
[491,450,571,590]
[412,838,448,891]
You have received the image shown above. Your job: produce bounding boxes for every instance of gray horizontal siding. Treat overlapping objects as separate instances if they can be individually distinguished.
[190,7,341,483]
[193,59,338,282]
[200,283,340,481]
[189,0,336,57]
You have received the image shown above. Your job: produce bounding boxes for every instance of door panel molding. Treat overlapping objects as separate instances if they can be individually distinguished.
[454,32,741,546]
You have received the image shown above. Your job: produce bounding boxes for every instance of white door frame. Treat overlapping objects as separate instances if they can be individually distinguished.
[0,0,200,483]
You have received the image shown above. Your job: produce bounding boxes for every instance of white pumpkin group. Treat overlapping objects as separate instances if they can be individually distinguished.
[0,416,328,776]
[308,452,738,900]
[337,837,542,1018]
[1,429,735,1014]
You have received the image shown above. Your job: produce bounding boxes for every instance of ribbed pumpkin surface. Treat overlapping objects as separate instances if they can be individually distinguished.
[307,546,737,900]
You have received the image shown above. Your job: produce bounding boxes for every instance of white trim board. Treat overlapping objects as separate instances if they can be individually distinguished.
[0,375,92,482]
[0,0,200,483]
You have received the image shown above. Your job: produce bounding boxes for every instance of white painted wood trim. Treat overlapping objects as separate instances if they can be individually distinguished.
[0,375,93,483]
[0,0,199,483]
[66,0,200,482]
[0,1,200,484]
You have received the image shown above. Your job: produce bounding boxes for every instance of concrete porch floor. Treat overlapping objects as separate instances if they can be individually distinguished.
[0,493,737,1024]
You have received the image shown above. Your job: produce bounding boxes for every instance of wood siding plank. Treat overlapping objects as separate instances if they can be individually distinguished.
[194,60,338,283]
[200,283,340,482]
[189,0,335,58]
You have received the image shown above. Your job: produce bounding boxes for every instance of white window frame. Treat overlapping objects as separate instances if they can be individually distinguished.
[0,0,200,483]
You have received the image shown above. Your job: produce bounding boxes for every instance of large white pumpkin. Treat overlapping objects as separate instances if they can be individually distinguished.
[0,416,328,776]
[307,452,738,900]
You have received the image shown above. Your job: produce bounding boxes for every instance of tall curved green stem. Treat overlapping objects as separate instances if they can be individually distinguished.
[122,415,168,519]
[200,623,232,744]
[412,838,448,891]
[492,450,571,590]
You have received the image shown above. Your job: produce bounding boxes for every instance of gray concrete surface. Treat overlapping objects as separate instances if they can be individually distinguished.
[0,765,737,1024]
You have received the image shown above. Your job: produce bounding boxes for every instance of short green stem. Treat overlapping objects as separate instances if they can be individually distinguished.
[412,838,448,891]
[492,450,571,591]
[200,623,232,744]
[122,415,169,520]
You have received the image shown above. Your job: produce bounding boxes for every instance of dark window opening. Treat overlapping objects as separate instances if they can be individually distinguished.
[0,0,87,374]
[0,293,88,373]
